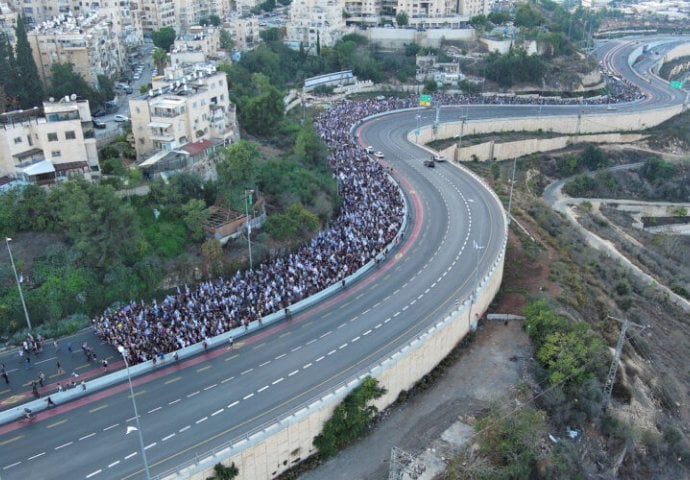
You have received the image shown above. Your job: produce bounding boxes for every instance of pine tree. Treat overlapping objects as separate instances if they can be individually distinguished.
[14,17,44,109]
[0,32,18,111]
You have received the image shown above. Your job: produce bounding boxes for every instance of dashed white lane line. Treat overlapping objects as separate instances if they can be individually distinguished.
[393,312,400,317]
[288,370,299,376]
[211,408,224,416]
[241,368,253,375]
[425,288,430,293]
[108,461,120,468]
[144,443,156,450]
[196,417,208,424]
[363,329,372,335]
[243,393,254,400]
[85,469,102,478]
[291,346,302,352]
[187,391,200,398]
[352,336,360,342]
[221,377,234,384]
[315,356,325,362]
[327,349,336,356]
[79,433,96,441]
[169,398,181,405]
[55,441,73,450]
[337,323,346,329]
[274,354,286,360]
[179,426,190,433]
[148,406,162,413]
[228,401,239,408]
[303,363,312,369]
[306,339,317,345]
[258,386,269,393]
[362,309,371,315]
[103,424,119,431]
[203,384,217,391]
[339,343,347,350]
[375,323,382,329]
[125,452,138,460]
[319,331,332,338]
[272,378,284,385]
[384,317,392,323]
[28,452,45,460]
[4,462,21,470]
[402,305,409,311]
[259,361,271,367]
[162,433,175,442]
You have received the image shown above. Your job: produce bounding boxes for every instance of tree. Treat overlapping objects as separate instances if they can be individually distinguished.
[201,239,224,277]
[239,74,284,135]
[97,75,115,104]
[219,29,234,51]
[216,140,258,191]
[259,27,281,43]
[151,27,176,52]
[47,63,100,108]
[264,203,319,240]
[579,144,607,170]
[294,124,328,168]
[13,16,43,109]
[152,47,168,71]
[395,11,409,27]
[206,462,239,480]
[0,33,18,112]
[515,4,543,28]
[181,198,209,242]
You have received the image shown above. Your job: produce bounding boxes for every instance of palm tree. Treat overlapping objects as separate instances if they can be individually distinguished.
[206,462,239,480]
[152,47,168,72]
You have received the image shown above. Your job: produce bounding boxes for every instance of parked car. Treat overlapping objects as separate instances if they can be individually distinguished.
[366,146,374,154]
[92,109,106,117]
[374,151,384,159]
[423,159,435,168]
[114,114,129,122]
[93,120,106,129]
[433,154,446,162]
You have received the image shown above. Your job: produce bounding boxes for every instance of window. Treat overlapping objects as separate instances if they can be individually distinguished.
[65,130,76,139]
[13,137,22,144]
[47,132,58,141]
[51,150,61,157]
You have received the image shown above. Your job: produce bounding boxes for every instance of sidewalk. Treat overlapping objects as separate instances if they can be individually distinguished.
[0,328,119,410]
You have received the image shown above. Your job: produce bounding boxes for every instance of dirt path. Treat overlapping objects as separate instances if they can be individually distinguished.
[299,320,532,480]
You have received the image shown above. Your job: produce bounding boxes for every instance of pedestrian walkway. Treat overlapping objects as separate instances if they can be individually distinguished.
[0,328,118,411]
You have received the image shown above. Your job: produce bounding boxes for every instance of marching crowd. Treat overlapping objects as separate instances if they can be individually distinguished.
[93,84,645,364]
[93,100,405,364]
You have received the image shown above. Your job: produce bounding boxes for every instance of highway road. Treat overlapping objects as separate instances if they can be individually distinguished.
[0,37,686,480]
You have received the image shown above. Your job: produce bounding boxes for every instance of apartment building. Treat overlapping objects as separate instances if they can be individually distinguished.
[288,0,346,51]
[28,13,124,87]
[170,25,220,66]
[0,2,17,43]
[233,0,261,16]
[225,15,259,51]
[129,63,238,159]
[136,0,176,32]
[0,97,99,184]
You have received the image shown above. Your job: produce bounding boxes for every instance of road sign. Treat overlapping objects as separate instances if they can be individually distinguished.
[419,94,432,107]
[670,81,683,89]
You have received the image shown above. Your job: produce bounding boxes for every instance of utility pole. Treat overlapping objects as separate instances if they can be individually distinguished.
[507,157,517,225]
[603,315,645,411]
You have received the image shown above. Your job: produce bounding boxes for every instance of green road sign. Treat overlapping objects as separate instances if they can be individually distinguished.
[670,81,683,89]
[419,94,432,106]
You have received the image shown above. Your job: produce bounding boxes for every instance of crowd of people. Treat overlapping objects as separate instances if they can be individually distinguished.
[93,100,405,364]
[93,84,646,364]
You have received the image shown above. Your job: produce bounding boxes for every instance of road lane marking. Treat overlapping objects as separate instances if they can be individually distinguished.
[243,393,254,400]
[303,363,312,369]
[79,433,96,441]
[179,426,190,433]
[306,339,316,345]
[272,378,284,385]
[125,452,138,459]
[327,350,336,356]
[28,452,45,460]
[319,331,332,338]
[253,343,266,350]
[259,361,270,367]
[221,377,234,384]
[168,399,181,405]
[211,409,224,417]
[108,461,120,468]
[0,435,22,446]
[274,354,286,360]
[288,370,298,377]
[339,344,347,349]
[164,377,181,385]
[85,469,102,478]
[144,443,156,450]
[46,419,67,429]
[103,424,119,431]
[315,356,325,362]
[291,346,302,352]
[187,391,200,398]
[148,407,162,414]
[279,332,291,338]
[363,329,372,335]
[3,461,21,469]
[195,417,207,424]
[203,384,217,391]
[224,354,239,362]
[241,369,253,375]
[258,386,269,393]
[196,365,211,373]
[162,434,175,442]
[352,336,360,342]
[55,441,72,450]
[228,401,239,408]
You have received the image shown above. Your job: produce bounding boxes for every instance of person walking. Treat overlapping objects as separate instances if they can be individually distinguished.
[56,383,63,393]
[80,380,86,391]
[25,355,31,370]
[31,381,40,398]
[228,336,234,350]
[101,359,108,370]
[38,371,45,387]
[67,342,73,355]
[56,360,64,375]
[53,340,60,352]
[46,396,56,408]
[1,363,8,384]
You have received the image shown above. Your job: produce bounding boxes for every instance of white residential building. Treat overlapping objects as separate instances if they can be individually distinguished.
[129,63,238,158]
[224,16,259,51]
[288,0,347,51]
[0,97,100,184]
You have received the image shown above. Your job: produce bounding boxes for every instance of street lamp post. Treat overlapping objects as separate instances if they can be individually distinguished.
[467,240,485,331]
[118,346,152,480]
[244,189,254,271]
[5,238,32,332]
[415,114,421,143]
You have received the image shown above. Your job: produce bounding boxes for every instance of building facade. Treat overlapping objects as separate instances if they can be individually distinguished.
[129,63,238,159]
[288,0,346,52]
[225,16,259,51]
[28,13,125,87]
[0,97,99,184]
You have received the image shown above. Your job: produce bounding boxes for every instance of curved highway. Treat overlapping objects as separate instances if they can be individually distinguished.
[0,38,685,480]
